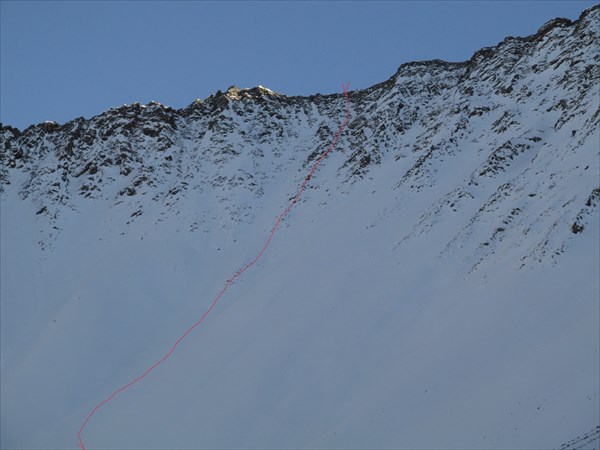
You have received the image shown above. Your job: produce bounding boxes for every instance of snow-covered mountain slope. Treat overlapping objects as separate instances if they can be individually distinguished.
[1,6,598,450]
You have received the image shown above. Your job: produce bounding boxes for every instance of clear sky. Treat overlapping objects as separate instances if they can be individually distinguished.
[1,0,595,130]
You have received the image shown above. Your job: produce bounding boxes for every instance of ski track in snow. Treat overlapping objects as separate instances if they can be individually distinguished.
[76,82,352,450]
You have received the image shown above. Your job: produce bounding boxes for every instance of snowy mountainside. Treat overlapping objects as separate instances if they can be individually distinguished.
[1,7,598,271]
[1,6,599,450]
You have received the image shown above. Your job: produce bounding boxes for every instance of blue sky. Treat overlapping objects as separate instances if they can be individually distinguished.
[1,0,595,129]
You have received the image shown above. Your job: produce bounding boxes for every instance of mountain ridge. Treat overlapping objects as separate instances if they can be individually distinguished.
[2,5,597,134]
[1,4,598,268]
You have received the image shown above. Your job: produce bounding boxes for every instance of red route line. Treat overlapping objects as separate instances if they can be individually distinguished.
[77,82,351,450]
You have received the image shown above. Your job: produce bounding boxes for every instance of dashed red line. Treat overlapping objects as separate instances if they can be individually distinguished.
[77,82,351,450]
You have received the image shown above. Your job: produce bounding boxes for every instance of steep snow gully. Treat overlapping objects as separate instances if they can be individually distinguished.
[76,83,352,450]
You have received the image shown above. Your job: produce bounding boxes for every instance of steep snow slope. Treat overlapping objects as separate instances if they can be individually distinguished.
[1,6,599,449]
